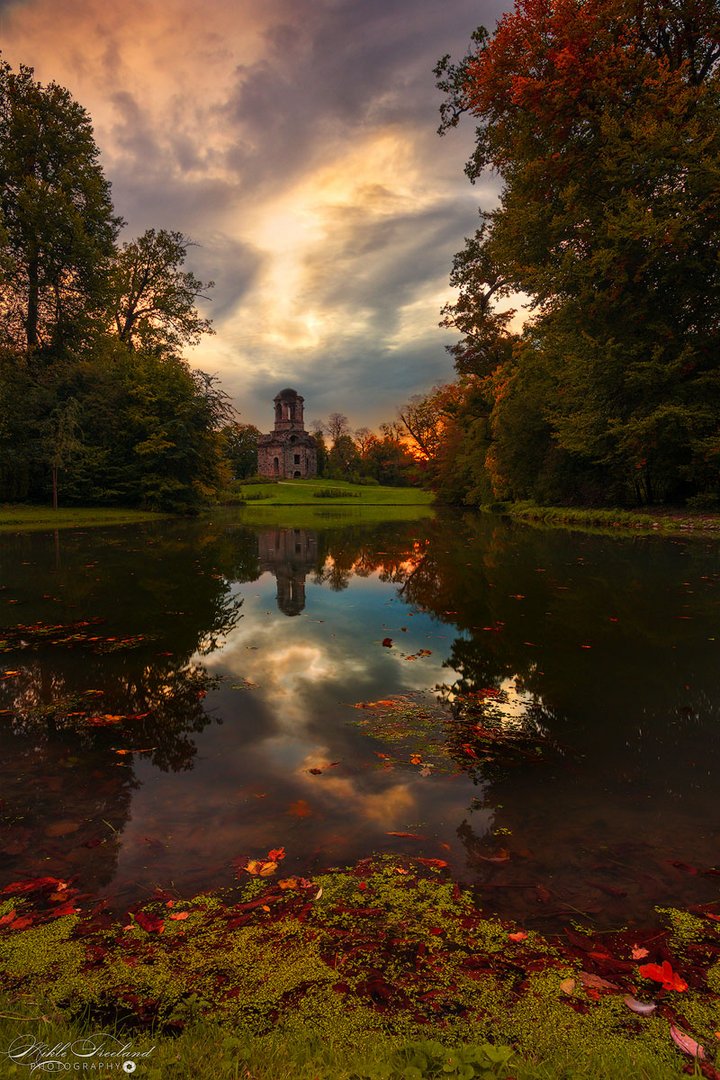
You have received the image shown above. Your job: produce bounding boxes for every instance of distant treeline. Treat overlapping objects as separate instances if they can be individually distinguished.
[401,0,720,509]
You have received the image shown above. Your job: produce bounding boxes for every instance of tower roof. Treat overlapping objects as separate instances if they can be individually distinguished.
[275,387,302,401]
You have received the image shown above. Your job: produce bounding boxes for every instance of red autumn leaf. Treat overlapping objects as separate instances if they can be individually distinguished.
[10,916,34,931]
[381,638,393,647]
[2,876,62,894]
[134,911,165,934]
[0,909,17,925]
[287,800,312,818]
[49,903,77,918]
[415,858,448,869]
[386,831,425,840]
[266,847,286,862]
[639,960,688,992]
[508,931,528,942]
[631,945,649,959]
[169,911,189,921]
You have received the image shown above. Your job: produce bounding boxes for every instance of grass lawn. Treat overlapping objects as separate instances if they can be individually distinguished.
[0,505,168,532]
[233,479,434,505]
[488,500,720,536]
[226,479,435,526]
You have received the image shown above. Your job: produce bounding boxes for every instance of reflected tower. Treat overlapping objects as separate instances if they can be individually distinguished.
[258,528,318,615]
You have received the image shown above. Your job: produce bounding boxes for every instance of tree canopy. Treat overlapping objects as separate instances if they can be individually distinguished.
[434,0,720,507]
[0,57,232,512]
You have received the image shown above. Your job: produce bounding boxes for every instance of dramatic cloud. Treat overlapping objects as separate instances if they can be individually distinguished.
[1,0,507,428]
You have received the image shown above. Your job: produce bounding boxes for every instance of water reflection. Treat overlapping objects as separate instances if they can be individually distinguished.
[258,528,318,615]
[0,512,718,926]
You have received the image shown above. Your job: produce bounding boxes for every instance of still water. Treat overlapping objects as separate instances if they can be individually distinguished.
[1,510,718,929]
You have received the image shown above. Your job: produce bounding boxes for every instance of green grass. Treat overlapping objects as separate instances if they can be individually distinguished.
[0,505,169,532]
[231,479,433,506]
[0,998,687,1079]
[225,479,435,526]
[487,500,720,537]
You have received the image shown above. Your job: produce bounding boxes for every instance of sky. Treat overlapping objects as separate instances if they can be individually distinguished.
[0,0,508,430]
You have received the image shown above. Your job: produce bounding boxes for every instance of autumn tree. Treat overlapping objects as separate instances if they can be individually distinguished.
[397,384,463,463]
[436,0,720,505]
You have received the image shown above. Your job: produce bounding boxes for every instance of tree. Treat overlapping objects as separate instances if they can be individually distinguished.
[327,433,361,479]
[0,58,120,356]
[110,229,214,353]
[310,424,328,477]
[397,384,463,463]
[436,0,720,505]
[220,422,260,479]
[323,412,351,445]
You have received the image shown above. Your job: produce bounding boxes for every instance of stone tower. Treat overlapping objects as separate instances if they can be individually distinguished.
[257,389,318,479]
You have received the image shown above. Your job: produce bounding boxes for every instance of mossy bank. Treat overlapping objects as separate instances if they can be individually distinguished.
[1,858,718,1078]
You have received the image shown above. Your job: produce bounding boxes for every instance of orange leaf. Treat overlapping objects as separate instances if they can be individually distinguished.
[169,911,189,921]
[508,931,528,942]
[266,847,286,862]
[639,961,688,992]
[631,945,649,959]
[244,859,279,876]
[415,857,448,869]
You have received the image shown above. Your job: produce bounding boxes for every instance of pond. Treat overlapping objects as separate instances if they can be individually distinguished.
[1,509,718,930]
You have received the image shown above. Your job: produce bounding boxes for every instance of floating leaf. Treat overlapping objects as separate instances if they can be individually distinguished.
[631,945,649,959]
[559,978,576,995]
[670,1024,705,1059]
[508,931,528,942]
[244,859,278,877]
[639,961,688,992]
[133,911,164,934]
[381,638,393,647]
[624,996,657,1016]
[169,912,189,921]
[415,858,448,869]
[386,831,425,840]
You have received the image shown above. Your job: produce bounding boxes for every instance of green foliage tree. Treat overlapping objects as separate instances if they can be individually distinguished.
[0,58,232,512]
[435,0,720,506]
[0,57,120,356]
[220,422,260,479]
[110,228,214,353]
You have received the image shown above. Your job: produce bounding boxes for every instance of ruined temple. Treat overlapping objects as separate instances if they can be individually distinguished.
[257,388,318,479]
